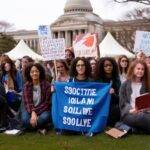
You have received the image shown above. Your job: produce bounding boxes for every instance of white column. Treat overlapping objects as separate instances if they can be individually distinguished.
[68,31,71,47]
[34,39,36,49]
[78,29,82,35]
[52,32,55,38]
[58,31,61,38]
[65,31,68,47]
[30,40,32,48]
[73,30,76,40]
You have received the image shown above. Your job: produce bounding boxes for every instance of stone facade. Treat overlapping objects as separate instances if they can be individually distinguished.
[50,0,103,47]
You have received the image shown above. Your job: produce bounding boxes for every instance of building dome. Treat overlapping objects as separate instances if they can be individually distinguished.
[64,0,93,13]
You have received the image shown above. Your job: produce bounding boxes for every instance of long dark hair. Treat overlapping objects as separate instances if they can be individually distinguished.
[88,57,99,81]
[98,57,119,81]
[1,57,17,81]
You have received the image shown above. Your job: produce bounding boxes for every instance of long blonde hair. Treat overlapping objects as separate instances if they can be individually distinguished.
[127,60,150,92]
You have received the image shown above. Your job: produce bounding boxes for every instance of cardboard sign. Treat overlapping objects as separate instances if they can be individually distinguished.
[38,25,52,38]
[134,31,150,56]
[73,33,98,58]
[39,38,65,60]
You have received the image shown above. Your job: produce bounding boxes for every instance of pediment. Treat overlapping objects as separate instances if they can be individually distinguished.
[51,18,87,27]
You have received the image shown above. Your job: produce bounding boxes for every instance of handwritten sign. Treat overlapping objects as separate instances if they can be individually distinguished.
[134,30,150,56]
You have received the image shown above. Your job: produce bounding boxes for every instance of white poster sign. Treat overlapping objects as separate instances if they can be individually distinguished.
[38,25,52,38]
[39,38,65,60]
[73,33,98,58]
[134,31,150,56]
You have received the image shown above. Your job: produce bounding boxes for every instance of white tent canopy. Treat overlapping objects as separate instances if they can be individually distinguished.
[99,32,135,58]
[6,40,44,61]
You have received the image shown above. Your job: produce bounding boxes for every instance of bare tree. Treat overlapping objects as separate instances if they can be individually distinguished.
[123,7,150,20]
[0,21,14,32]
[114,0,150,5]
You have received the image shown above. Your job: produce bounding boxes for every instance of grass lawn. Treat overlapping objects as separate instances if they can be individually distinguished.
[0,130,149,150]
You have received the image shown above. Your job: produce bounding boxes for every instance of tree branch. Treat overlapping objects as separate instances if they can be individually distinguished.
[114,0,150,5]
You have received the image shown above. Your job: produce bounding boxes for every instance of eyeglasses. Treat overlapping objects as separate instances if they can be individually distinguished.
[90,63,96,65]
[104,64,112,68]
[76,64,85,67]
[57,66,64,69]
[121,59,128,62]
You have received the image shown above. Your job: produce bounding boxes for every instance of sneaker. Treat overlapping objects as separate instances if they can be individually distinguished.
[38,129,47,135]
[0,127,7,133]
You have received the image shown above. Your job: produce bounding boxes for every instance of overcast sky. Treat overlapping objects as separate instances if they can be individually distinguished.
[0,0,147,31]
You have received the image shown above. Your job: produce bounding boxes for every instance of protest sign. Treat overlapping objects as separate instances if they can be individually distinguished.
[38,25,52,38]
[38,25,66,60]
[52,82,111,134]
[134,30,150,56]
[73,33,98,58]
[39,38,65,60]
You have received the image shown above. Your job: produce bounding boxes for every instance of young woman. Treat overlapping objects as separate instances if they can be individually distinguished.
[59,57,92,135]
[1,57,22,112]
[43,61,54,83]
[51,60,70,92]
[52,60,70,134]
[88,57,99,81]
[97,57,121,126]
[21,63,51,135]
[55,60,70,82]
[119,60,150,133]
[65,48,75,67]
[145,56,150,71]
[20,56,34,88]
[118,55,129,84]
[136,51,145,61]
[69,57,92,82]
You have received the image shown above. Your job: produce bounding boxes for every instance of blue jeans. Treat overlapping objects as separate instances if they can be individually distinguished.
[21,109,50,129]
[123,112,150,133]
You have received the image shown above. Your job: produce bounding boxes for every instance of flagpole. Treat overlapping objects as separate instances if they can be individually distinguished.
[54,60,57,80]
[96,33,100,58]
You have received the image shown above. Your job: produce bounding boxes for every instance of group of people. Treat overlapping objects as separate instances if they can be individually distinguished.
[0,48,150,135]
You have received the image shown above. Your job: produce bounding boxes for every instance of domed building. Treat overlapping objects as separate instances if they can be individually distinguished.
[6,0,150,53]
[50,0,103,47]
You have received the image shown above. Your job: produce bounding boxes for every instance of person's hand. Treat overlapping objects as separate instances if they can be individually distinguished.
[56,72,61,81]
[30,111,38,127]
[129,108,138,114]
[4,83,8,93]
[109,88,115,94]
[51,85,55,92]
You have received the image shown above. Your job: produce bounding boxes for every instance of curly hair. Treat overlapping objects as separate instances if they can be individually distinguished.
[69,57,91,78]
[98,57,119,80]
[118,55,129,74]
[25,63,46,82]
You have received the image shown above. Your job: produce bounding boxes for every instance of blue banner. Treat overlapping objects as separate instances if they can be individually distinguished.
[52,82,111,134]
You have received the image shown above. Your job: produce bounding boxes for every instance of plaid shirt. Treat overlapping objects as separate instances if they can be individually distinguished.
[23,80,51,115]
